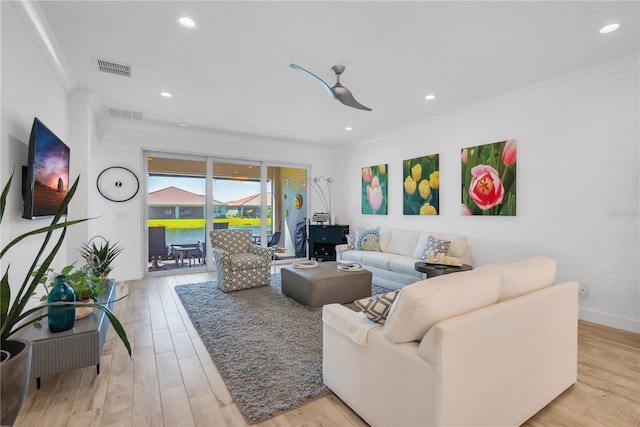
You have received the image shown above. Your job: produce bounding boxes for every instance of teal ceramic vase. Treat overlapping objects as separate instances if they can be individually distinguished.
[47,275,76,332]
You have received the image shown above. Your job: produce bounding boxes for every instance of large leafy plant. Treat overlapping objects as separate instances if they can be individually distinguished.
[0,173,131,356]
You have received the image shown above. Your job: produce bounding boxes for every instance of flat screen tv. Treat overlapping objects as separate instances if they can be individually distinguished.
[22,117,70,219]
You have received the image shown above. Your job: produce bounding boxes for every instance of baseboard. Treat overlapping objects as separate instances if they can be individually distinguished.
[579,307,640,333]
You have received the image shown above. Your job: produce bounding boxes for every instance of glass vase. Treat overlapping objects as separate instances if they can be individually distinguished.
[47,275,76,332]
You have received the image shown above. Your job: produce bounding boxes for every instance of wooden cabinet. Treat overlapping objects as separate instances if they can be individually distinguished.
[309,225,349,261]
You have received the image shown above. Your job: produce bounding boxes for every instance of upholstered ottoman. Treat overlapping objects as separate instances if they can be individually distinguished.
[281,261,372,308]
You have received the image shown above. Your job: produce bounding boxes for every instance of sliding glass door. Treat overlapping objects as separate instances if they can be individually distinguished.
[147,156,207,273]
[145,152,310,275]
[275,167,309,260]
[211,161,267,244]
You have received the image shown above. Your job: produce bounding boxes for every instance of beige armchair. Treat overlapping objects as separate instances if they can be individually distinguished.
[209,229,272,292]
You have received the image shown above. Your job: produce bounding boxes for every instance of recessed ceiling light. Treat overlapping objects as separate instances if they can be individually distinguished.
[425,94,436,100]
[345,126,353,131]
[177,15,198,29]
[178,122,189,127]
[160,92,173,98]
[599,23,620,34]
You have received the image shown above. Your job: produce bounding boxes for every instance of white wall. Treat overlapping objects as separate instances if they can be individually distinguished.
[92,121,336,280]
[1,2,73,306]
[333,55,640,332]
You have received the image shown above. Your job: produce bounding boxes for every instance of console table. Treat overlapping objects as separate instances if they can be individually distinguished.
[18,279,116,388]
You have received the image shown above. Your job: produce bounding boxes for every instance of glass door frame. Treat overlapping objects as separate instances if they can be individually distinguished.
[145,151,208,276]
[144,150,310,277]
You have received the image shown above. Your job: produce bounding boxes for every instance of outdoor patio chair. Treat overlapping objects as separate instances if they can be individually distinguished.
[209,229,272,292]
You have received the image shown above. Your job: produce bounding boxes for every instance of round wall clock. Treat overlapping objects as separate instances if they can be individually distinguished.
[96,166,139,202]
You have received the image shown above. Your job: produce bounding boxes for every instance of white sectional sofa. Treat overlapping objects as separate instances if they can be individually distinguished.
[323,257,578,427]
[336,228,471,290]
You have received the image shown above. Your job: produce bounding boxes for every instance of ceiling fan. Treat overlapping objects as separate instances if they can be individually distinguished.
[290,63,372,111]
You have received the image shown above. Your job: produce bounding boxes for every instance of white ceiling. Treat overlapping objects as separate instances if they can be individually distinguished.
[31,1,640,146]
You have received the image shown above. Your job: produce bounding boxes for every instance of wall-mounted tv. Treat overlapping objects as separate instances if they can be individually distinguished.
[22,117,70,219]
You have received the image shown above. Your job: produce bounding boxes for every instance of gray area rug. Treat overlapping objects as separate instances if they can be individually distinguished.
[174,274,388,424]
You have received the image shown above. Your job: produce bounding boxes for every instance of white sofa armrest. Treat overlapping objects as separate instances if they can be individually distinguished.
[335,243,349,261]
[322,304,379,345]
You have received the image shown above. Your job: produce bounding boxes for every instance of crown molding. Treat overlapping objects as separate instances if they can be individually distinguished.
[12,0,74,92]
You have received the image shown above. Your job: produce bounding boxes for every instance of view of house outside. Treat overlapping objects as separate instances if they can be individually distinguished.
[148,175,274,265]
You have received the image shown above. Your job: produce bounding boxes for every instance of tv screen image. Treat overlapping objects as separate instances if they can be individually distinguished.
[22,118,70,219]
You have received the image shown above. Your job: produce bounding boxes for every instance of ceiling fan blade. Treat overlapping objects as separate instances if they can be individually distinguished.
[289,63,336,99]
[331,85,373,111]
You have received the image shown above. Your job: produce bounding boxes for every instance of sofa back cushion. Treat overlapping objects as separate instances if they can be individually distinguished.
[384,229,421,258]
[382,267,501,343]
[489,256,557,302]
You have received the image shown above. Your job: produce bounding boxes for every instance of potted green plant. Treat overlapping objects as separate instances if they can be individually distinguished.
[0,173,131,426]
[37,264,105,302]
[36,264,106,320]
[79,236,124,280]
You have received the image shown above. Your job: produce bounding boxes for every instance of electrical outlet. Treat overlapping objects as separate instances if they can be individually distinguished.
[579,284,589,297]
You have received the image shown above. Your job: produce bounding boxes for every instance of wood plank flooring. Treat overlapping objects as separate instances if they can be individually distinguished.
[14,271,640,427]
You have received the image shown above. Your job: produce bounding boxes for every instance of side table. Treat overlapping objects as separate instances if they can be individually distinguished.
[18,279,116,388]
[414,262,472,278]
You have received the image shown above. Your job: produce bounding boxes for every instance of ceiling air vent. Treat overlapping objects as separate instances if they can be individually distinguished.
[108,108,143,120]
[96,58,132,77]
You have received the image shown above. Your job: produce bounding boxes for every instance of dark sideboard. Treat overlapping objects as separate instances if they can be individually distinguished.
[309,224,349,261]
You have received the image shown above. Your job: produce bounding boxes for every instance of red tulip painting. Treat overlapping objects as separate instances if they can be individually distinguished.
[461,140,517,216]
[403,154,439,215]
[362,164,388,215]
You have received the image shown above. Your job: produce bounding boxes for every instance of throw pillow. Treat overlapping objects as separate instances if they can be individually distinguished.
[355,227,380,251]
[346,235,356,250]
[354,291,400,324]
[420,235,451,260]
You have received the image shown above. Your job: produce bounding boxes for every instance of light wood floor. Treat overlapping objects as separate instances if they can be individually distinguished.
[15,270,640,427]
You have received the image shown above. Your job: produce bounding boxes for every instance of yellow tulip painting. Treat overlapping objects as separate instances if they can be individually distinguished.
[403,154,439,215]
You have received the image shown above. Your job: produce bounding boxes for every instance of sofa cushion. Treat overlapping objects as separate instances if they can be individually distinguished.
[341,250,364,264]
[385,229,421,258]
[378,229,392,252]
[489,256,557,302]
[419,235,451,260]
[360,252,396,270]
[354,291,400,324]
[389,257,424,277]
[355,227,381,251]
[382,267,501,343]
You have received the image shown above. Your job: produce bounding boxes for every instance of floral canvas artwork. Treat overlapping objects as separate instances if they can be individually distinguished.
[403,154,439,215]
[461,140,516,216]
[362,164,388,215]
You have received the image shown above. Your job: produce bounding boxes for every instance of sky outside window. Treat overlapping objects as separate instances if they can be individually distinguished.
[148,176,271,202]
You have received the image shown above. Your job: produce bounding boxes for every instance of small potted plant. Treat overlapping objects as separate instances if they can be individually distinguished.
[79,236,124,280]
[36,264,106,319]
